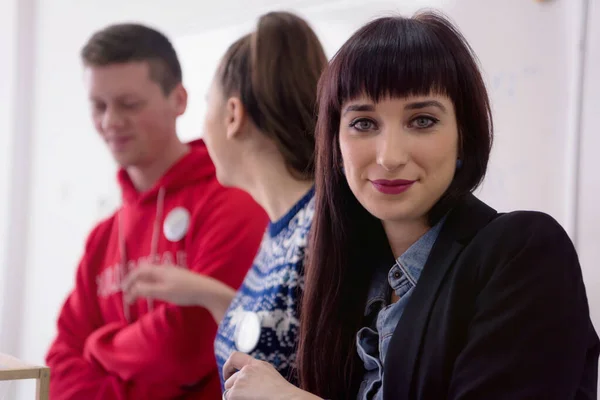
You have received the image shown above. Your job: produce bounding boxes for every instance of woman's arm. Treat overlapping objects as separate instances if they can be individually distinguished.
[123,264,237,323]
[448,212,596,399]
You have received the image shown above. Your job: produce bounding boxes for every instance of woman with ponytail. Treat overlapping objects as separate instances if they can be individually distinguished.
[122,10,327,393]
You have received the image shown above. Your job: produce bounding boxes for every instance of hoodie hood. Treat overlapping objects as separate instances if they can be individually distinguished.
[117,139,215,205]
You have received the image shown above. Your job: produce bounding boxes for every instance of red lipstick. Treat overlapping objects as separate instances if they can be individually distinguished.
[371,179,415,195]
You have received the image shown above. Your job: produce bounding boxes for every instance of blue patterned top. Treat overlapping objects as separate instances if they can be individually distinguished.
[214,187,315,388]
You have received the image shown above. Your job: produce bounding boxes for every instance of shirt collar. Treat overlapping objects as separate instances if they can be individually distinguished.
[364,215,446,316]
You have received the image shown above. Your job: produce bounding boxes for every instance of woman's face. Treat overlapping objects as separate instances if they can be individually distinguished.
[338,94,459,224]
[202,77,238,187]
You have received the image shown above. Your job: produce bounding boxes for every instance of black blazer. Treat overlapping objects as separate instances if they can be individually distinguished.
[383,195,599,400]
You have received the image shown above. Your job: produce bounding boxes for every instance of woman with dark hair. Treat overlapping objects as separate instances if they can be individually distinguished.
[221,11,599,400]
[122,10,327,393]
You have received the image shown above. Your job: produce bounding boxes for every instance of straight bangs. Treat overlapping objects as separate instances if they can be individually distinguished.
[331,16,460,111]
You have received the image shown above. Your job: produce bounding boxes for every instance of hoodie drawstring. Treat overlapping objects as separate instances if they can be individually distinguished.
[120,186,166,323]
[119,212,130,323]
[147,186,165,313]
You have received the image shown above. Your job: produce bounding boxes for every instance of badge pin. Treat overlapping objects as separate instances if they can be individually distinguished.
[163,207,191,242]
[234,311,261,353]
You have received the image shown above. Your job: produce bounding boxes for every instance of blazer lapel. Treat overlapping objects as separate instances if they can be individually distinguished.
[382,194,497,399]
[383,237,463,399]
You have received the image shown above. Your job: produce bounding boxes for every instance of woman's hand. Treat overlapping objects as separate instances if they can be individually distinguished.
[122,264,236,322]
[222,352,322,400]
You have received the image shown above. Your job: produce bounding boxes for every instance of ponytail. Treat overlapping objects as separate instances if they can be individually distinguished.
[218,12,327,179]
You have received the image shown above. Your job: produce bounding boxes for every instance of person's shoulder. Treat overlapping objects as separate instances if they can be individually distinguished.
[187,176,256,206]
[486,210,571,245]
[83,212,118,253]
[294,190,317,231]
[182,180,267,234]
[468,209,577,270]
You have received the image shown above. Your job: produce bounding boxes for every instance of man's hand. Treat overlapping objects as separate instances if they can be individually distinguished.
[123,263,237,322]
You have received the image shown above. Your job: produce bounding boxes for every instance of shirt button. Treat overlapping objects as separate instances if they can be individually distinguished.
[393,270,401,279]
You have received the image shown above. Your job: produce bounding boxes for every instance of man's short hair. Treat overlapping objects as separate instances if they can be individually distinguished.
[81,23,182,95]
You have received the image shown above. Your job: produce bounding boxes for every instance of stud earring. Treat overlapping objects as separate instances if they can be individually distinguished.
[456,159,463,169]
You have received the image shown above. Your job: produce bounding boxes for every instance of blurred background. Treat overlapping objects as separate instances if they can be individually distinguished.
[0,0,598,398]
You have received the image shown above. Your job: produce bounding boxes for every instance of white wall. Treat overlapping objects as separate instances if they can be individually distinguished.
[0,0,17,394]
[578,0,600,331]
[0,0,37,396]
[0,0,18,346]
[0,0,596,399]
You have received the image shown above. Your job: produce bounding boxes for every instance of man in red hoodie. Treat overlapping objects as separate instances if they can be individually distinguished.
[45,23,268,399]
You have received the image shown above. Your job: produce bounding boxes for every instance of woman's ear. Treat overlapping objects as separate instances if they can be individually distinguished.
[225,97,245,140]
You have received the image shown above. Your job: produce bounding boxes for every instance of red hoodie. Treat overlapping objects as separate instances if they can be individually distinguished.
[46,140,268,399]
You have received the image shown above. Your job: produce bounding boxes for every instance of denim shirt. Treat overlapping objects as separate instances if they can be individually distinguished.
[356,218,445,400]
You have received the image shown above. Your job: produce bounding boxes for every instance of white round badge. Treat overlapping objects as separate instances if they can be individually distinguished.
[163,207,190,242]
[234,311,262,353]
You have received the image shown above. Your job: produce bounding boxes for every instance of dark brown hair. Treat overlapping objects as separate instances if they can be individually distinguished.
[217,11,327,180]
[297,11,493,398]
[81,23,182,95]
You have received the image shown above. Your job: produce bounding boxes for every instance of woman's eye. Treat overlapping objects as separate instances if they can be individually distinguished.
[410,116,438,129]
[350,118,376,131]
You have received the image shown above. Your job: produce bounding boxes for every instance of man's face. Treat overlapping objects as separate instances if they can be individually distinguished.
[85,61,185,168]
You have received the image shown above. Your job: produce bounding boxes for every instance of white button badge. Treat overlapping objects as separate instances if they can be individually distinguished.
[163,207,191,242]
[234,311,261,353]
